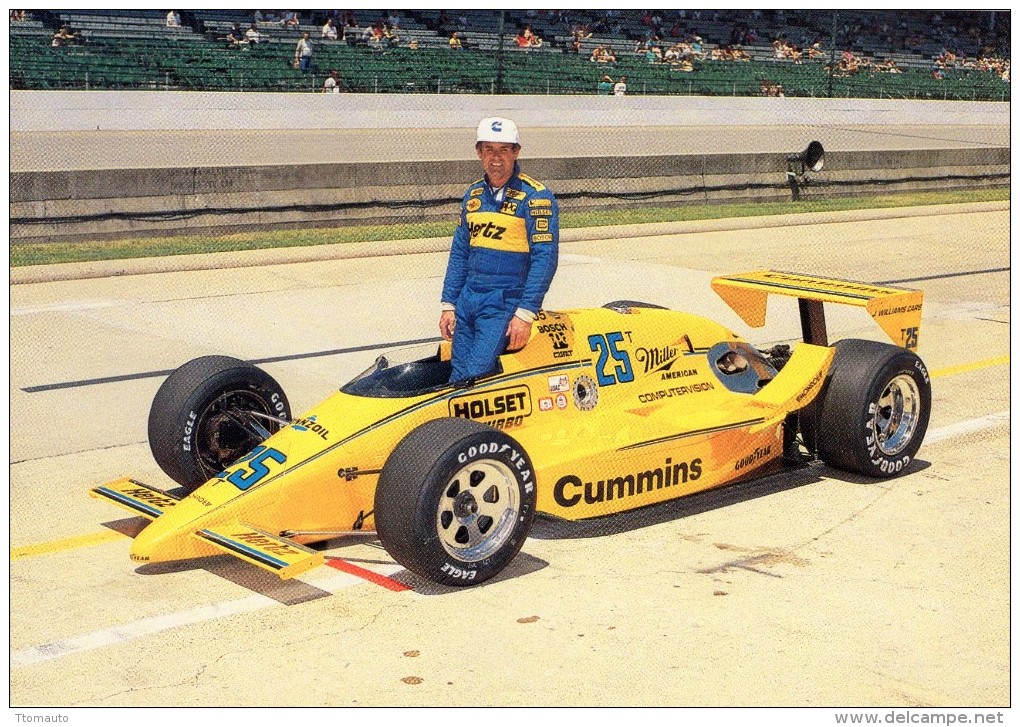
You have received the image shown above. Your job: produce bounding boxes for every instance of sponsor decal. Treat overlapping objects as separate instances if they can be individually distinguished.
[470,187,484,197]
[539,397,553,411]
[518,173,546,191]
[500,201,519,215]
[572,374,599,411]
[795,370,825,403]
[548,374,570,393]
[538,320,572,358]
[876,304,922,316]
[635,345,680,374]
[528,208,552,217]
[901,326,919,349]
[528,198,552,208]
[532,233,553,243]
[469,220,506,240]
[914,359,930,384]
[441,563,477,580]
[735,445,773,470]
[661,368,699,380]
[535,218,549,232]
[122,487,179,510]
[183,410,197,452]
[556,393,568,410]
[449,385,532,427]
[507,188,526,201]
[637,381,715,402]
[455,441,535,494]
[553,457,703,507]
[466,198,482,212]
[292,414,330,440]
[231,530,304,557]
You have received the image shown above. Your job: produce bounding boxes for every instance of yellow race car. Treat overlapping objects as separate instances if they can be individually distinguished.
[91,271,930,587]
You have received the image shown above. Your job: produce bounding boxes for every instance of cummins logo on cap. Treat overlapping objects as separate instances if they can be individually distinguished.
[491,121,502,132]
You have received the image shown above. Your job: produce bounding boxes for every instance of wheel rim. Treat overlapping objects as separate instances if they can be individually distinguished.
[196,390,280,478]
[873,374,922,456]
[436,459,521,562]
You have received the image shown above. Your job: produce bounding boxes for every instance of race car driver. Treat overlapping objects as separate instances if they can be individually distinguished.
[440,117,559,383]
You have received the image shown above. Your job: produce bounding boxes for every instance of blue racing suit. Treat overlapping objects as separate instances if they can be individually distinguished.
[441,164,559,382]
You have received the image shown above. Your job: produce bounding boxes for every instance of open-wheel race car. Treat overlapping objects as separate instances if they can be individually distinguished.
[90,270,931,587]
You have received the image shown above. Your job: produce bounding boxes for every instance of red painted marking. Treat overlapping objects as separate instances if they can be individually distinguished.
[326,558,410,592]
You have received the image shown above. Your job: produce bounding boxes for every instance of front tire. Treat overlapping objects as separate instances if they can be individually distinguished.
[148,355,291,492]
[375,419,537,587]
[803,339,931,478]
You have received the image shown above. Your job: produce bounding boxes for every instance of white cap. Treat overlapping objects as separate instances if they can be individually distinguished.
[476,117,521,146]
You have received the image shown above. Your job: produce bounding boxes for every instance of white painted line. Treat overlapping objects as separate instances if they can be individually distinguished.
[9,568,397,668]
[10,300,120,316]
[923,410,1010,445]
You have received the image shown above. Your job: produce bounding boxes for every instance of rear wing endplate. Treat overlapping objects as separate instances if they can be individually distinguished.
[711,270,923,350]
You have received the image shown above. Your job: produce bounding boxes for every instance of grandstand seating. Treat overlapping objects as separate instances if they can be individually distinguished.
[8,10,1009,100]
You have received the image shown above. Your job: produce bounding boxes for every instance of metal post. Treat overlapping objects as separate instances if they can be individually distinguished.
[495,10,506,94]
[828,10,838,98]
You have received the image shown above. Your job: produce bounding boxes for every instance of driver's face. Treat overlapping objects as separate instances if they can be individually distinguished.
[476,142,520,188]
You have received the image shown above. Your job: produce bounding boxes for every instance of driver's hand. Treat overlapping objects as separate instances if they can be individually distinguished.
[439,310,456,341]
[506,316,532,351]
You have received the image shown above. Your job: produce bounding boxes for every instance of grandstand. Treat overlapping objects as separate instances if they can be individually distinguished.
[8,9,1010,100]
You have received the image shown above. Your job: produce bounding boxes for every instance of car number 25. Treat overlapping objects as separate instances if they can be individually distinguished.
[588,332,634,386]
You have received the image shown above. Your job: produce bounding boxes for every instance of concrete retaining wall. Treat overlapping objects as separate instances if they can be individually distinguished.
[10,146,1009,242]
[9,91,1010,242]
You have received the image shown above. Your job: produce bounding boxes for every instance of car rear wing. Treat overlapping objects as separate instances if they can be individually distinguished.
[711,270,923,350]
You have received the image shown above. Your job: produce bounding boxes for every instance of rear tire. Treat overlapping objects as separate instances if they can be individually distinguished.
[802,339,931,478]
[375,418,537,587]
[148,356,290,492]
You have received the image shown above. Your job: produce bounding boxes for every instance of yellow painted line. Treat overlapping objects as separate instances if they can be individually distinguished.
[930,355,1009,379]
[10,529,126,561]
[9,354,1011,564]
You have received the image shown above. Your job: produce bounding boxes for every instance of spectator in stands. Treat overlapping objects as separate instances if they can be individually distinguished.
[321,17,339,41]
[383,24,399,49]
[295,32,313,72]
[245,22,263,45]
[449,31,463,50]
[224,22,245,48]
[10,10,26,22]
[597,75,614,95]
[522,24,543,48]
[51,24,76,47]
[282,12,300,27]
[322,69,345,93]
[613,75,627,95]
[166,10,181,28]
[369,23,385,50]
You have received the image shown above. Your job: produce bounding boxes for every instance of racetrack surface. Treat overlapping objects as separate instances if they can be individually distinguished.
[9,204,1010,707]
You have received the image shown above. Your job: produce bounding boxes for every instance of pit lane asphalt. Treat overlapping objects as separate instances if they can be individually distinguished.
[8,203,1010,707]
